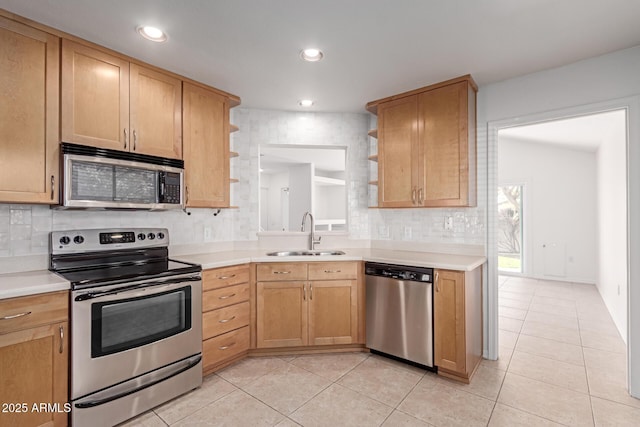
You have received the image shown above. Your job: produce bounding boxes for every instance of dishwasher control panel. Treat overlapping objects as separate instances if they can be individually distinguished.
[365,262,433,283]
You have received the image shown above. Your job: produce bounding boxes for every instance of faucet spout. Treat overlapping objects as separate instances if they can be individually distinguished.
[301,211,321,250]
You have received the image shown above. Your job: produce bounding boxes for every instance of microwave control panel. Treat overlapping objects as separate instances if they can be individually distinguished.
[160,172,181,204]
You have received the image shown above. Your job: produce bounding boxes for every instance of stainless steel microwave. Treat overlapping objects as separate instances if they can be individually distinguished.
[60,143,184,210]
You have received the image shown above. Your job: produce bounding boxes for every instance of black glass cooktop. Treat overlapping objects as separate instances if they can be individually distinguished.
[50,247,201,289]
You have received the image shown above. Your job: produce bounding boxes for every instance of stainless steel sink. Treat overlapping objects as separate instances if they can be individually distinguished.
[266,250,346,256]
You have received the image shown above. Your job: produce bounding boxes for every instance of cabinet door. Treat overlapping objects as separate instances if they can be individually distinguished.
[0,321,68,427]
[130,64,182,159]
[0,17,59,204]
[377,95,419,207]
[183,82,230,207]
[434,269,466,375]
[308,280,357,345]
[61,40,129,151]
[418,81,471,206]
[256,282,307,348]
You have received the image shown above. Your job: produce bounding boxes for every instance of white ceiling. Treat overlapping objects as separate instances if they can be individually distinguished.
[499,109,626,152]
[2,0,640,113]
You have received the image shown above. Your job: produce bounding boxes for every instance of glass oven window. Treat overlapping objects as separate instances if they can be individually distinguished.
[91,287,192,357]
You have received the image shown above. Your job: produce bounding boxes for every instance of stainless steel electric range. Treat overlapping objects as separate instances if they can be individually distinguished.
[49,228,202,427]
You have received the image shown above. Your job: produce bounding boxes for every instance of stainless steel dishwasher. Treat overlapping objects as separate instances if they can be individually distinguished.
[365,262,434,368]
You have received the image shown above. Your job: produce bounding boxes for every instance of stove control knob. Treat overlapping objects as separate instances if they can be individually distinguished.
[137,233,146,241]
[59,236,70,245]
[147,233,156,240]
[157,232,165,240]
[73,235,84,244]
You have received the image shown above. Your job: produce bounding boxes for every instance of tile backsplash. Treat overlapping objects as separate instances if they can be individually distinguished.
[0,107,486,263]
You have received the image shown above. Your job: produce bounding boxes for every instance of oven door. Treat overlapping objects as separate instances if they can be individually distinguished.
[71,273,202,400]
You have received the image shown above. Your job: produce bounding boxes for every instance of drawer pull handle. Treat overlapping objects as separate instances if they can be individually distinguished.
[218,274,236,280]
[219,316,236,323]
[273,271,291,274]
[324,270,341,273]
[218,342,236,350]
[51,175,55,200]
[1,311,32,320]
[59,325,64,354]
[219,293,236,300]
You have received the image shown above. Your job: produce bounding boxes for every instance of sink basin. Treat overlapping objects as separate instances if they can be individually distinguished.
[266,250,346,256]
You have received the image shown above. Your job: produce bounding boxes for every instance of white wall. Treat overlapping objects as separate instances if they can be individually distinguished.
[289,164,313,231]
[480,44,640,395]
[498,138,597,283]
[596,110,628,340]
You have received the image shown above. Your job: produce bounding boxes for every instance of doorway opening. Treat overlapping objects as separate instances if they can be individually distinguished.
[498,184,523,273]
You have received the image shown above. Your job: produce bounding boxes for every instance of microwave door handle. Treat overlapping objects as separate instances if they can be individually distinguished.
[74,275,201,301]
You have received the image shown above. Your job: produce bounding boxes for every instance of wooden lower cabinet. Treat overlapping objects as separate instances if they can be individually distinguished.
[202,265,250,375]
[255,262,360,349]
[434,267,482,382]
[308,280,357,346]
[0,292,69,427]
[256,281,307,348]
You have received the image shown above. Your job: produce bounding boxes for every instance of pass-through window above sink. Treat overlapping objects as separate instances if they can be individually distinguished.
[259,144,347,232]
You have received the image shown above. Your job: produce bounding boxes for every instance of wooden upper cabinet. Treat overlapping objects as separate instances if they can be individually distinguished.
[183,82,230,207]
[369,75,477,208]
[419,81,475,206]
[61,40,182,159]
[130,64,182,159]
[378,95,419,207]
[61,39,129,151]
[0,16,60,204]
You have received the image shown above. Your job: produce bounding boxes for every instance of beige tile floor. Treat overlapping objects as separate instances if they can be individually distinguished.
[121,276,640,426]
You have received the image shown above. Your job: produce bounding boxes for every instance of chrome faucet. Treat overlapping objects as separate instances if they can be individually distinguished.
[301,211,321,250]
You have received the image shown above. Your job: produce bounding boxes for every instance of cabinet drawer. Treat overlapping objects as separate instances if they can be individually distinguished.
[203,326,249,369]
[308,262,358,280]
[256,263,307,281]
[203,301,250,340]
[0,291,68,334]
[203,264,250,291]
[203,283,249,312]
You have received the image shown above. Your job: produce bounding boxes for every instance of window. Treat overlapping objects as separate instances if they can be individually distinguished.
[498,185,523,273]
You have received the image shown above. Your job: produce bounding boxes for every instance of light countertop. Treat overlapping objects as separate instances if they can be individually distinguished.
[0,249,486,299]
[175,248,486,271]
[0,270,70,300]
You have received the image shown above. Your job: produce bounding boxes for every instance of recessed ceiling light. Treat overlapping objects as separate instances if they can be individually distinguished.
[137,26,168,42]
[300,48,323,62]
[299,99,314,107]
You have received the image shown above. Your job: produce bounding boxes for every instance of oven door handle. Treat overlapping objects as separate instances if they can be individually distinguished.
[74,354,202,409]
[74,275,201,301]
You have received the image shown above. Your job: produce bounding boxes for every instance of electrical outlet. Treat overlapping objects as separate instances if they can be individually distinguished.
[444,216,453,230]
[403,226,412,239]
[203,227,212,241]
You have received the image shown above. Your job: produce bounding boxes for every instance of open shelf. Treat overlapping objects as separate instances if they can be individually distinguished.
[230,124,239,133]
[368,180,378,185]
[229,151,239,158]
[368,154,378,162]
[229,178,239,183]
[368,129,378,138]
